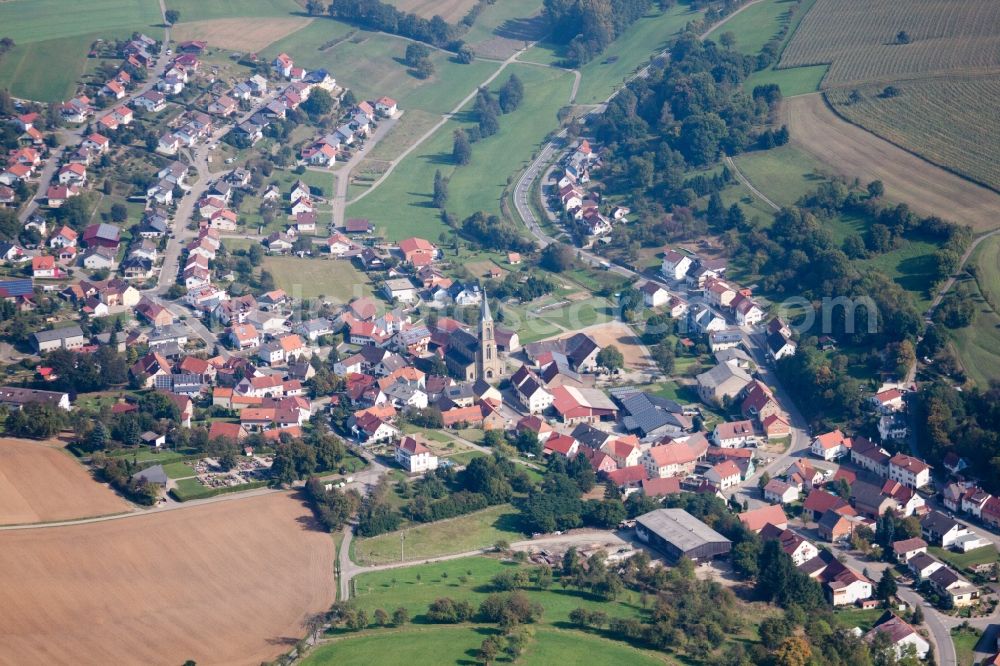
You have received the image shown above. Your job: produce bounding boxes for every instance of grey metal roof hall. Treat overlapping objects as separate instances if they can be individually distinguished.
[636,508,731,562]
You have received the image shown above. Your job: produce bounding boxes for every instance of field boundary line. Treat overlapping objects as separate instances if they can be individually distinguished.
[724,155,780,211]
[819,91,1000,197]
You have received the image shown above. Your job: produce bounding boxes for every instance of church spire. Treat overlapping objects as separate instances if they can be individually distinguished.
[481,293,492,324]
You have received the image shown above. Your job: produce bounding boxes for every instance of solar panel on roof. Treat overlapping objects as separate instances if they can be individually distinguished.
[0,279,34,297]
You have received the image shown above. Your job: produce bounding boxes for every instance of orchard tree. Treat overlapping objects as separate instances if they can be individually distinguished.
[596,345,624,373]
[453,129,472,165]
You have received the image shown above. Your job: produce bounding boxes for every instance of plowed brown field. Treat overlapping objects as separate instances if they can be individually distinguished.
[0,438,129,525]
[0,493,335,666]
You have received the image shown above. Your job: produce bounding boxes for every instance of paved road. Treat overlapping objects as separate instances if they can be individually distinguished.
[329,112,401,227]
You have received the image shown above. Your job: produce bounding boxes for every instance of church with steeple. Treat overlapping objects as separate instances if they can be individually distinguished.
[477,296,503,382]
[439,297,510,383]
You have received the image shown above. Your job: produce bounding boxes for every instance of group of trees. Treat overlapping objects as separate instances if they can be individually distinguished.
[404,43,435,79]
[587,31,779,261]
[457,210,535,253]
[305,476,361,531]
[91,453,160,505]
[328,0,457,49]
[542,0,651,66]
[357,453,530,537]
[521,454,627,532]
[917,380,1000,491]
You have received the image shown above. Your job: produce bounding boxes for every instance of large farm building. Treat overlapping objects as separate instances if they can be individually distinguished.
[635,509,732,562]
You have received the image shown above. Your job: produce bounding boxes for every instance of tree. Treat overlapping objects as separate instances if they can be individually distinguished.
[757,471,771,490]
[405,43,431,68]
[456,44,475,64]
[477,636,501,664]
[758,616,791,649]
[87,421,108,452]
[373,608,389,625]
[498,73,524,114]
[653,340,675,375]
[302,88,333,116]
[876,569,898,601]
[392,606,409,625]
[414,57,434,79]
[596,345,624,373]
[305,0,326,15]
[867,180,884,198]
[432,169,448,208]
[897,30,911,44]
[165,9,180,24]
[774,636,811,666]
[719,31,736,50]
[110,202,128,223]
[539,243,574,272]
[453,129,472,165]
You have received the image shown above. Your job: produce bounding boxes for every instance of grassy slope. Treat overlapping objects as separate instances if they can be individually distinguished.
[304,626,669,665]
[352,504,524,565]
[522,3,703,104]
[929,545,999,571]
[0,0,164,101]
[462,0,546,49]
[743,0,827,97]
[705,0,791,56]
[0,0,163,43]
[262,22,499,116]
[730,144,941,307]
[347,556,647,625]
[950,237,1000,387]
[163,0,303,22]
[951,626,982,666]
[346,63,573,240]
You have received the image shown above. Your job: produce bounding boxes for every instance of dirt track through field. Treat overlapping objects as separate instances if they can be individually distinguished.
[784,94,1000,232]
[0,438,129,525]
[0,493,335,666]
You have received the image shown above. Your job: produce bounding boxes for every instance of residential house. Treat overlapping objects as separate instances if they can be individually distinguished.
[661,249,692,280]
[811,429,851,461]
[817,509,857,542]
[705,460,742,491]
[395,436,438,473]
[642,437,708,479]
[921,511,969,548]
[888,453,931,489]
[713,420,757,448]
[763,479,800,505]
[739,504,789,533]
[696,362,752,406]
[863,613,929,660]
[891,537,928,563]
